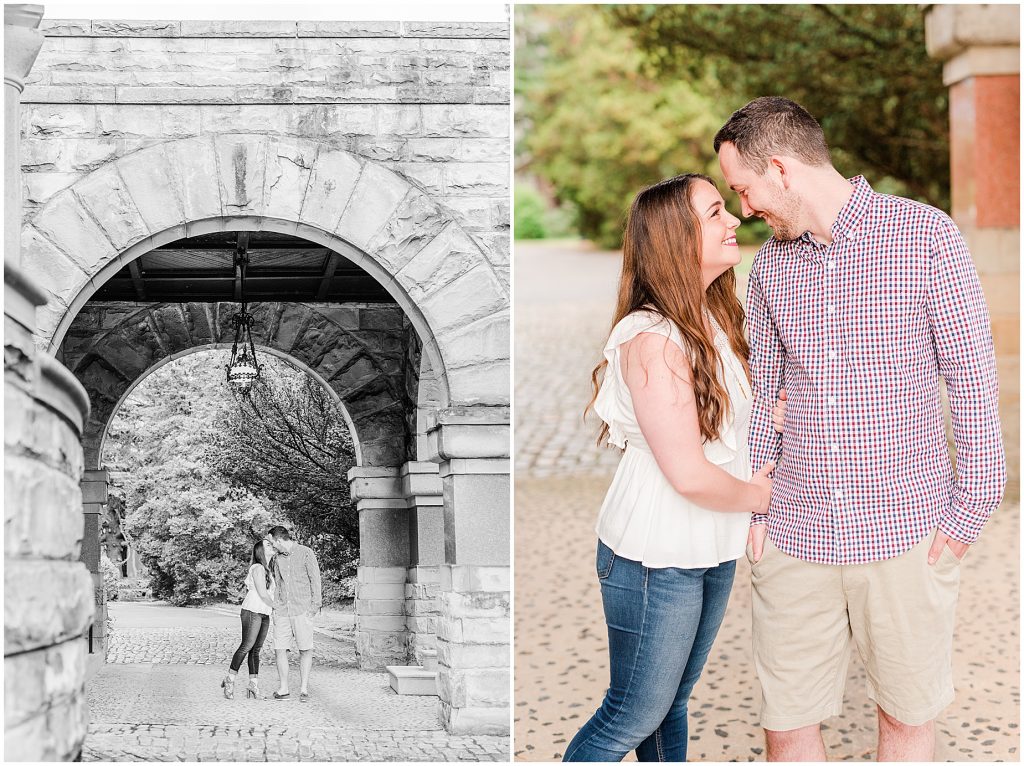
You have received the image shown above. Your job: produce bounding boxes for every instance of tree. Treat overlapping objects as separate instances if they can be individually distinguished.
[610,5,949,208]
[218,355,359,594]
[107,354,275,605]
[516,5,764,248]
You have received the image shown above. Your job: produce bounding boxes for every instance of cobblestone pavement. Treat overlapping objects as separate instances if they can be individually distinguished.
[87,603,508,761]
[514,240,1020,762]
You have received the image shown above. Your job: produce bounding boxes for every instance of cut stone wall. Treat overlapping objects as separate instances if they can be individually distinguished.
[21,20,510,291]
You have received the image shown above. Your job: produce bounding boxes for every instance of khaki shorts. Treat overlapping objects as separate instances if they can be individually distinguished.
[749,530,960,730]
[272,611,315,652]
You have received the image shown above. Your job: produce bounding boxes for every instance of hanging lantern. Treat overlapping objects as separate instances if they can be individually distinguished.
[226,250,262,392]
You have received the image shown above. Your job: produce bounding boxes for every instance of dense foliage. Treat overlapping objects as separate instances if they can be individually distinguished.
[516,4,947,248]
[105,350,358,606]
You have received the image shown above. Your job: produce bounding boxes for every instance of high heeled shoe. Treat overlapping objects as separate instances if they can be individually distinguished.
[247,680,259,699]
[221,675,235,699]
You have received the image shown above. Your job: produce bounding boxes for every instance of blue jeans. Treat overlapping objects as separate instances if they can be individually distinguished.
[229,609,270,675]
[563,541,736,762]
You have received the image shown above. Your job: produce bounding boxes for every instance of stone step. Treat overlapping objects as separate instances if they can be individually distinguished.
[386,665,438,696]
[419,649,439,672]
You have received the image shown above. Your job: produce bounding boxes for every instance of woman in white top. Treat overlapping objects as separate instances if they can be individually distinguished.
[221,539,276,700]
[563,173,774,762]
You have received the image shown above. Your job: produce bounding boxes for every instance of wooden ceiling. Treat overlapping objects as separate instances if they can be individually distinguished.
[92,231,396,303]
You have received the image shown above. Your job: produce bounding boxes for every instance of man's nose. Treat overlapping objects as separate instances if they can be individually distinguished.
[740,198,754,218]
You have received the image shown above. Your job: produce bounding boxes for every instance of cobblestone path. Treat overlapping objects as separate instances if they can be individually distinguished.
[85,603,508,761]
[514,240,1020,762]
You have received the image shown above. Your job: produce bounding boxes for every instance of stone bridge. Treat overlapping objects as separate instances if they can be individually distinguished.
[5,8,510,760]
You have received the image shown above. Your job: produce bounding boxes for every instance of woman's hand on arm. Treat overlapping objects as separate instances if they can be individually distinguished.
[623,332,771,514]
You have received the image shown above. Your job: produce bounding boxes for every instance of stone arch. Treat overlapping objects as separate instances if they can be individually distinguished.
[23,133,510,410]
[61,301,409,470]
[96,344,364,471]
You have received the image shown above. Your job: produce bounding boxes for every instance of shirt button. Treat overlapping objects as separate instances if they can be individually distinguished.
[827,304,835,314]
[826,260,835,269]
[831,444,839,452]
[835,490,844,500]
[827,396,836,405]
[828,350,837,360]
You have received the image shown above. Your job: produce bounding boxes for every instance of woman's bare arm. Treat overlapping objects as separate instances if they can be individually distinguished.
[622,332,771,514]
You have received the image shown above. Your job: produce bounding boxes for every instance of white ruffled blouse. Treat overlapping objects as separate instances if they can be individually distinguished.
[593,309,752,568]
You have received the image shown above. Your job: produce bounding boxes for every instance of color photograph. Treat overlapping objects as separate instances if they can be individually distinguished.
[514,4,1019,762]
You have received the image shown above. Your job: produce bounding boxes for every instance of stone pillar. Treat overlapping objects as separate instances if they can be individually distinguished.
[5,268,94,759]
[4,5,43,270]
[426,407,510,735]
[925,4,1020,497]
[81,469,109,656]
[349,466,410,670]
[403,460,444,666]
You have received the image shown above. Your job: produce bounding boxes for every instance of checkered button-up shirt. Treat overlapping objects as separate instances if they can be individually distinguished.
[747,176,1005,565]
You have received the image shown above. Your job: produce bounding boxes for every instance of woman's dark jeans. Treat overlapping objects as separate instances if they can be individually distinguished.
[563,541,736,762]
[229,609,271,675]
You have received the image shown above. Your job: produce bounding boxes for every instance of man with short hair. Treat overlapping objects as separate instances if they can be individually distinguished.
[265,525,322,702]
[715,97,1005,761]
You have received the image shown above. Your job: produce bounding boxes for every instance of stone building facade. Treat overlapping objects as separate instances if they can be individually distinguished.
[6,8,510,760]
[925,4,1020,496]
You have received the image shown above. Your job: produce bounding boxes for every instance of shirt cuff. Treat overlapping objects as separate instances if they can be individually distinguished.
[937,508,989,545]
[750,513,768,528]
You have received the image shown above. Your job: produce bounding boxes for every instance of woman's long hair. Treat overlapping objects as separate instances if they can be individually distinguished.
[585,173,750,445]
[251,540,273,591]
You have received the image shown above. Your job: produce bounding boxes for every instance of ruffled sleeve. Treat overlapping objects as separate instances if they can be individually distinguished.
[593,311,672,449]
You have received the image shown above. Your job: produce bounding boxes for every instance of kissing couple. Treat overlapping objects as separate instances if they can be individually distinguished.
[564,97,1005,762]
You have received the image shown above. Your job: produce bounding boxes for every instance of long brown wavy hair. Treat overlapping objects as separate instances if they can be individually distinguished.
[585,173,750,445]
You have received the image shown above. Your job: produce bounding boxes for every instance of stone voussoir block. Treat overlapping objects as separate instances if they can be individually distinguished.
[162,137,221,222]
[19,226,89,308]
[365,188,449,274]
[335,161,411,250]
[30,190,116,274]
[72,163,150,250]
[116,145,186,232]
[396,223,484,303]
[437,310,509,371]
[418,264,507,336]
[263,136,318,223]
[4,559,94,655]
[299,148,362,234]
[214,134,269,215]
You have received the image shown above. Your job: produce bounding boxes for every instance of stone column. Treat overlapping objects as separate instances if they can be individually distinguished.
[4,5,43,270]
[349,466,410,670]
[426,407,510,735]
[925,4,1021,496]
[81,469,109,656]
[403,460,444,666]
[5,272,94,759]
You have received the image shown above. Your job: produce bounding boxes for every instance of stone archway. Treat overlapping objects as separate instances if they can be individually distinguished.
[23,134,510,412]
[22,133,510,735]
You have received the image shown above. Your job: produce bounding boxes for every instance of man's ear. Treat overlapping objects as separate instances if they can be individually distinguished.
[770,156,791,189]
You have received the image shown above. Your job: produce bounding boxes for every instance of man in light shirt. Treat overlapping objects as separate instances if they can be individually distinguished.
[715,97,1005,761]
[265,525,323,703]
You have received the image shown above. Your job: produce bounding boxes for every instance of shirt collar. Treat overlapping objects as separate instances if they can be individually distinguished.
[830,175,873,242]
[791,175,873,256]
